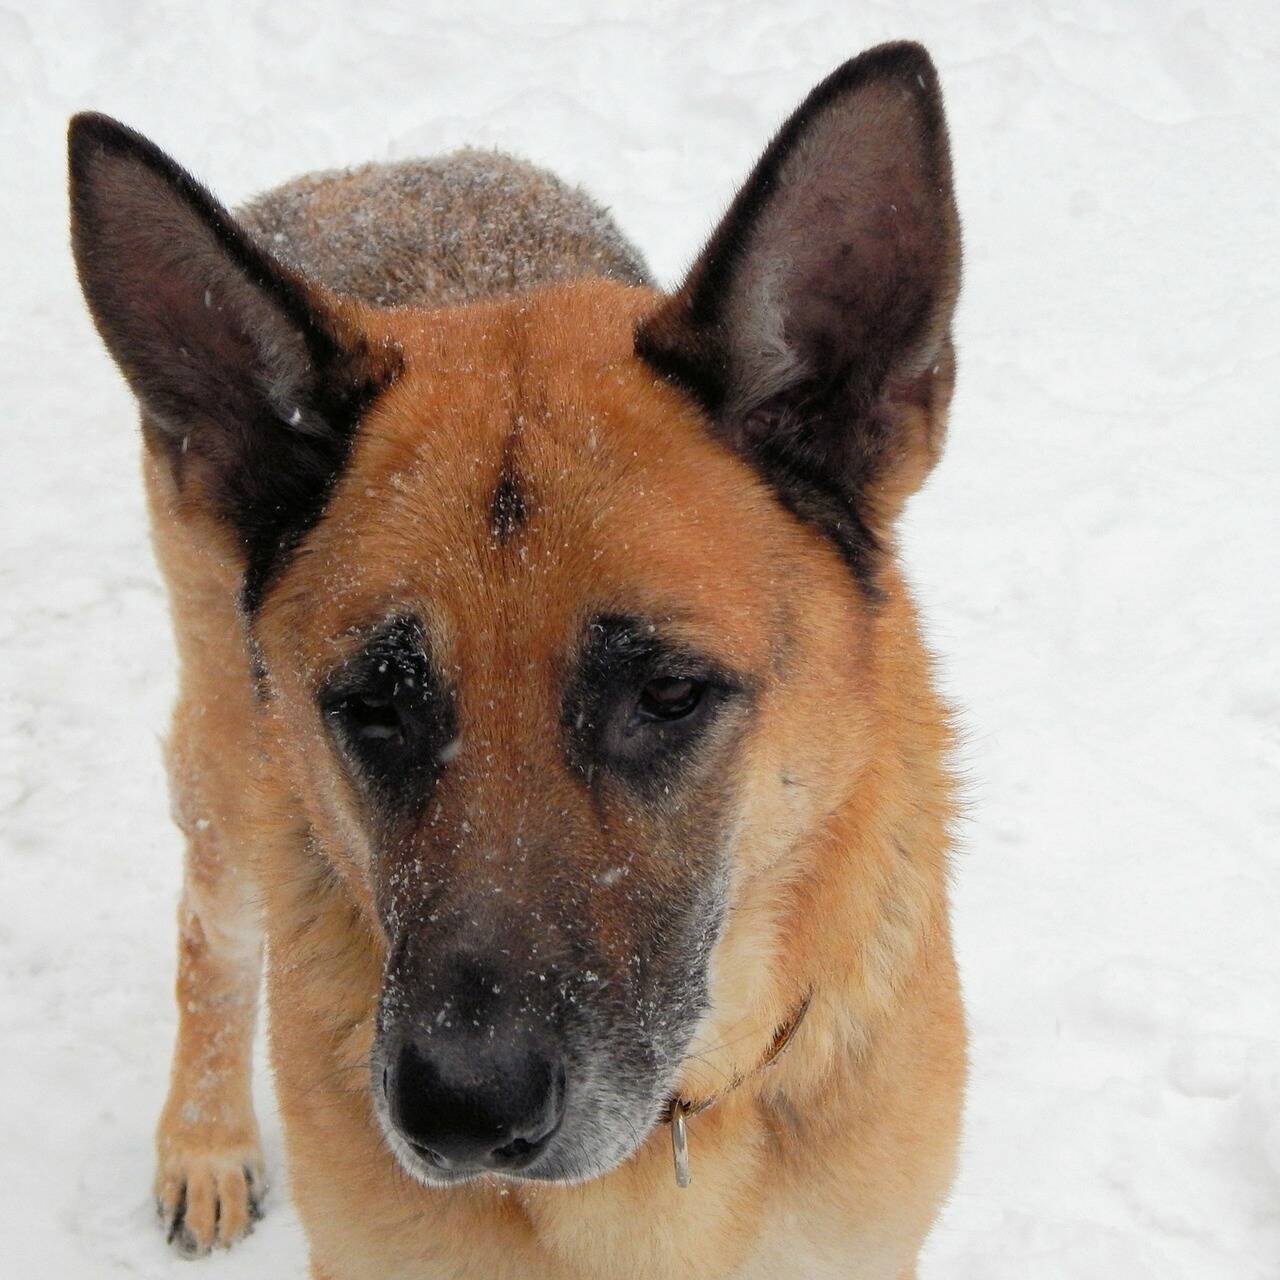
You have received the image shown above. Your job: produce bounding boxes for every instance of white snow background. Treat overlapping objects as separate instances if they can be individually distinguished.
[2,1,1278,1275]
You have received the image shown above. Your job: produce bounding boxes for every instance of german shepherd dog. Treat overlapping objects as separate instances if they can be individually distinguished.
[69,40,964,1279]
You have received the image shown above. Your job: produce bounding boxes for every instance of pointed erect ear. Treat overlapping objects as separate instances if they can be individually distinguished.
[68,113,399,610]
[636,42,960,588]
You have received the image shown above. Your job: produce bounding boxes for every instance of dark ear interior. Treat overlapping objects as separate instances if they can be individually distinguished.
[636,41,961,587]
[68,113,397,610]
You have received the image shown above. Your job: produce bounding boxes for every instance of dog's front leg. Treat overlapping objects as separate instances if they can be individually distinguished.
[153,697,266,1257]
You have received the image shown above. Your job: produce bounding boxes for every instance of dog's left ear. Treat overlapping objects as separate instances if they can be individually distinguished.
[637,42,960,581]
[68,112,399,611]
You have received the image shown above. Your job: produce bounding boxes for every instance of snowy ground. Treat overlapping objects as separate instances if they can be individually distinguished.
[2,1,1278,1275]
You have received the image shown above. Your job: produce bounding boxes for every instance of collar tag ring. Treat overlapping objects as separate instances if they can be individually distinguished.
[671,1100,691,1188]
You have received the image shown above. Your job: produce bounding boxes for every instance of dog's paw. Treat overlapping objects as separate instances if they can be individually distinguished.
[155,1144,266,1257]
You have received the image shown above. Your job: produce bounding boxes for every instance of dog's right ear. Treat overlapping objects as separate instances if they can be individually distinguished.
[68,113,397,608]
[637,43,960,590]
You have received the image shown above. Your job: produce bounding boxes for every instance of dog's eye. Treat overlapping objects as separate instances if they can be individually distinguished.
[318,617,456,815]
[564,616,744,789]
[636,677,703,722]
[336,692,403,743]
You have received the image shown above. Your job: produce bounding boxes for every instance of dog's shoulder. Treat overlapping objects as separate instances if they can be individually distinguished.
[236,149,651,309]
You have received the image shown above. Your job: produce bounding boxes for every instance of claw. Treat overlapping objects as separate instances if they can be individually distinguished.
[245,1165,266,1223]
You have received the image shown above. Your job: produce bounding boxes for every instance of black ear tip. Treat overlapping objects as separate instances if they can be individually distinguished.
[830,40,941,101]
[67,112,181,195]
[68,112,135,163]
[66,114,216,244]
[868,39,937,72]
[68,113,138,195]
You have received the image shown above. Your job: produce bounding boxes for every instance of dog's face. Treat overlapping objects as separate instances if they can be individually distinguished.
[70,43,958,1186]
[259,289,801,1181]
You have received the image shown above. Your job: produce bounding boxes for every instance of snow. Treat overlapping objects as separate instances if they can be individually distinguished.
[2,0,1278,1275]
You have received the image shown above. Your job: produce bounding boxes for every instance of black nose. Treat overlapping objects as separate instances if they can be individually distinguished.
[386,1034,566,1174]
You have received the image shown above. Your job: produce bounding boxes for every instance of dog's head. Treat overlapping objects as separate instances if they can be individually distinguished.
[70,42,958,1185]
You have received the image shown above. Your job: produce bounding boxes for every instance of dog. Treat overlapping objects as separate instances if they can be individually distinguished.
[69,39,965,1279]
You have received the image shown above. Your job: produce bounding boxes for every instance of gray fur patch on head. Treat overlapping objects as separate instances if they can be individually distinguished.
[237,148,652,309]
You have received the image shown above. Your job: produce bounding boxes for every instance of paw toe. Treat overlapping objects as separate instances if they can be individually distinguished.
[155,1149,265,1255]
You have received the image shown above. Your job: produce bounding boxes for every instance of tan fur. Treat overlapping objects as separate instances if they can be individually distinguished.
[143,140,962,1277]
[147,462,267,1253]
